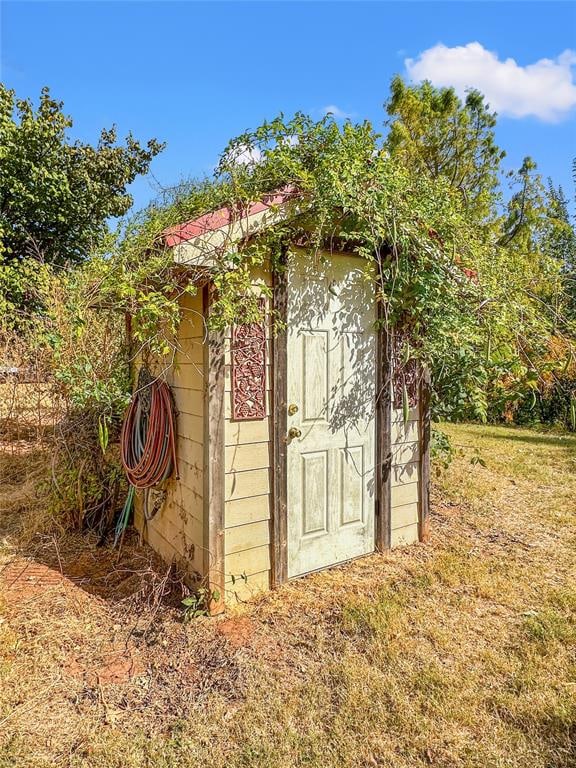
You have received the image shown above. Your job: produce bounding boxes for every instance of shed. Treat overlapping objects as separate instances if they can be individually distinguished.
[133,189,431,609]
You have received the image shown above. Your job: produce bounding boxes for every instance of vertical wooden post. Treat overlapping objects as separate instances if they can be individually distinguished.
[203,283,226,613]
[418,366,431,543]
[271,247,288,586]
[376,308,392,552]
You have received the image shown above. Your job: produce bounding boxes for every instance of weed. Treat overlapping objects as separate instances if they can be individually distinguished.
[522,609,575,645]
[181,587,220,621]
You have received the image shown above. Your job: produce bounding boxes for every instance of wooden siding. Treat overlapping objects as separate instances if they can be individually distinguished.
[391,523,419,547]
[390,408,420,546]
[134,289,206,579]
[223,266,274,602]
[224,570,270,603]
[225,495,271,528]
[226,418,270,447]
[225,443,271,473]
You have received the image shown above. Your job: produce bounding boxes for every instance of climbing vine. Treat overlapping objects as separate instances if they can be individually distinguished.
[7,83,576,436]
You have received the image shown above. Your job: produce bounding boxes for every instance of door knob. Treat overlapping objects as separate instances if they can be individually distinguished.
[288,427,302,439]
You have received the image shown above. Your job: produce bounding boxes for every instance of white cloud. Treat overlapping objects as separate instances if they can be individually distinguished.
[229,143,262,165]
[322,104,354,120]
[405,42,576,122]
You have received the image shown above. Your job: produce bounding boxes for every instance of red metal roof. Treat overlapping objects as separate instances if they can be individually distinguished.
[163,185,300,248]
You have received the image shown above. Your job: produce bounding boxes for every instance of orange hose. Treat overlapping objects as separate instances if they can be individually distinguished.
[120,378,177,490]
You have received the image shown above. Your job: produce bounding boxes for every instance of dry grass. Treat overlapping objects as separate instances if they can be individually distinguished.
[1,423,575,768]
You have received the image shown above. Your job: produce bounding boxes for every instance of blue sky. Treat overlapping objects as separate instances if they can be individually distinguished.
[2,1,575,215]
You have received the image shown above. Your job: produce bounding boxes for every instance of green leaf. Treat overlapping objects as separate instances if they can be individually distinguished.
[97,415,109,454]
[402,383,409,426]
[181,597,196,607]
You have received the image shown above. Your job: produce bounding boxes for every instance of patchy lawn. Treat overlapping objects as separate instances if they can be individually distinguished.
[1,423,575,768]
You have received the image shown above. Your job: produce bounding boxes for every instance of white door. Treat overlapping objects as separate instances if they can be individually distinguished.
[286,251,376,578]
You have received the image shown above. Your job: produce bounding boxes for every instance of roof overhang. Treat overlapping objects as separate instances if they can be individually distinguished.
[162,185,302,268]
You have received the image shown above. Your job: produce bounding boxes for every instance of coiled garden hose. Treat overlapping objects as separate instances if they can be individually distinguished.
[117,369,177,541]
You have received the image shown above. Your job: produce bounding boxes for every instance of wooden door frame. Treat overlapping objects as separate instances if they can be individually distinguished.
[271,249,289,587]
[271,250,392,587]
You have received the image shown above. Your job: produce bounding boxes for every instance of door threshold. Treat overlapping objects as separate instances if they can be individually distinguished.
[287,548,377,581]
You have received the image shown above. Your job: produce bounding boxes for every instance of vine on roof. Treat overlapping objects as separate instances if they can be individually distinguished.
[23,81,576,428]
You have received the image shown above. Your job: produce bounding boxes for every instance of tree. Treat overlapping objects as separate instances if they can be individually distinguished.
[384,79,576,424]
[386,76,505,222]
[541,179,576,317]
[497,161,574,327]
[0,86,164,267]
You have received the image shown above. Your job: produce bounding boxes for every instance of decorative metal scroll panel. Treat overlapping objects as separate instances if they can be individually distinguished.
[391,332,419,410]
[231,299,267,420]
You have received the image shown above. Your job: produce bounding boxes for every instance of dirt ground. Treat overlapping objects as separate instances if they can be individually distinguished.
[0,423,575,768]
